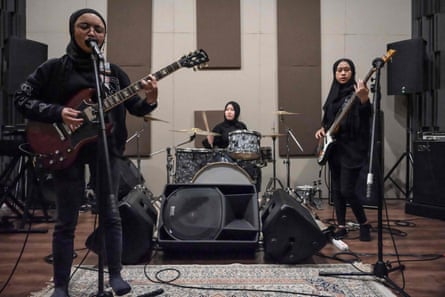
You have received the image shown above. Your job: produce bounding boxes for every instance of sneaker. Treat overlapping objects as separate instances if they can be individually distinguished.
[360,224,371,241]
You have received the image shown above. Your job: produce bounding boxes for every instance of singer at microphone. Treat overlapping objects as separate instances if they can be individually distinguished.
[85,38,104,60]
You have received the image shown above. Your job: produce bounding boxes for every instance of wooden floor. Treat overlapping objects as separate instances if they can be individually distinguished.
[1,197,444,297]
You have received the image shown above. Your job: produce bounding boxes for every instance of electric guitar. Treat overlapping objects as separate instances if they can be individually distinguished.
[316,49,396,165]
[26,49,209,170]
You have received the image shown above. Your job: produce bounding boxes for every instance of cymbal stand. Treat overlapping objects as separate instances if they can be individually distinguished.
[283,126,304,190]
[265,135,284,192]
[126,126,145,184]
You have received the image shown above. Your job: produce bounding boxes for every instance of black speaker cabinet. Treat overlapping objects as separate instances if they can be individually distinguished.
[158,184,260,252]
[86,186,157,264]
[406,141,445,219]
[387,38,426,95]
[4,37,48,94]
[261,189,327,264]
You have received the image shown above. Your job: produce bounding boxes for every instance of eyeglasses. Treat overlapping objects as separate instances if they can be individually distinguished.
[336,67,351,73]
[77,22,106,34]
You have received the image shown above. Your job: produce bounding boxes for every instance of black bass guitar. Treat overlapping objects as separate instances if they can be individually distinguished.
[317,49,396,165]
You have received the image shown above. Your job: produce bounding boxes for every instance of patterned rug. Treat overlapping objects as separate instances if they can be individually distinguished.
[31,263,396,297]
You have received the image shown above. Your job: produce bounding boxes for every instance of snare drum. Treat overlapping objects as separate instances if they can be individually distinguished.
[192,162,254,185]
[227,130,261,160]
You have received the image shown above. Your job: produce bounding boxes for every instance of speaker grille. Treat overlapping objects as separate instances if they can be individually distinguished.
[162,187,224,240]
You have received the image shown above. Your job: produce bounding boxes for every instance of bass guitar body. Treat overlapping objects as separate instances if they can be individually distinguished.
[26,88,110,170]
[317,133,335,166]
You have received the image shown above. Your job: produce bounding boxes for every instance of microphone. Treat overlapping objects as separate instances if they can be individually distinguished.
[85,38,104,60]
[137,288,164,297]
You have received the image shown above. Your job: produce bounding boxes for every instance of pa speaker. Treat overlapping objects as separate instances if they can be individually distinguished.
[387,38,426,95]
[261,189,327,264]
[86,186,157,264]
[5,37,48,94]
[158,184,259,252]
[406,141,445,219]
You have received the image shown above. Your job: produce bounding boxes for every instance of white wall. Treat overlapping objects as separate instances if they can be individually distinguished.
[26,0,411,198]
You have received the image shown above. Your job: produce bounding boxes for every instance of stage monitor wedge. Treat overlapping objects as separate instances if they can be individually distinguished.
[158,184,260,253]
[261,189,327,264]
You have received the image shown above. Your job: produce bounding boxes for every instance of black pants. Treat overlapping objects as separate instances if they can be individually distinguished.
[51,151,123,288]
[329,157,367,226]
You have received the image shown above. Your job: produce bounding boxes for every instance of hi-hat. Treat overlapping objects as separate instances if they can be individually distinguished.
[262,133,286,138]
[143,115,169,123]
[171,128,221,136]
[275,110,301,115]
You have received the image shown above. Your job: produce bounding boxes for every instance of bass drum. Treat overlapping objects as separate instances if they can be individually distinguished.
[192,162,254,185]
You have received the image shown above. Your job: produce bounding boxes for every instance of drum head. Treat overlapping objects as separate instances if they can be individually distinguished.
[192,162,254,185]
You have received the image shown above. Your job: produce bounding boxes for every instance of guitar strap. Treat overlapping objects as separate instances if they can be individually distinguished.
[99,61,112,97]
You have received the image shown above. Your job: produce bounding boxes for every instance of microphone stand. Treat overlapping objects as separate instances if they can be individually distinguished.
[89,52,113,297]
[319,57,409,297]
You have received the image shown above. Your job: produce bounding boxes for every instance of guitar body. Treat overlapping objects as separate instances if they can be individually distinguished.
[25,49,209,170]
[27,88,111,170]
[317,133,335,166]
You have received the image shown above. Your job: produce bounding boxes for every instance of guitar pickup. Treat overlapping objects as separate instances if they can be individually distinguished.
[53,123,68,140]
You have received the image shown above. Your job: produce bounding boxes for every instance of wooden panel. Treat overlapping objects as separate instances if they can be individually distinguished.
[277,0,321,157]
[107,0,153,156]
[197,0,241,69]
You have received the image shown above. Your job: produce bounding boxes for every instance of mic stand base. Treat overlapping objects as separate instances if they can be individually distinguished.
[319,261,409,297]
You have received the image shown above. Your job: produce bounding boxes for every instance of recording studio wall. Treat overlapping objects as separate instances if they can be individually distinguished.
[411,0,445,132]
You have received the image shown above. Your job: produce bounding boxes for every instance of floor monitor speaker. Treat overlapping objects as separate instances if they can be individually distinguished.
[158,184,259,252]
[261,189,327,264]
[86,186,157,264]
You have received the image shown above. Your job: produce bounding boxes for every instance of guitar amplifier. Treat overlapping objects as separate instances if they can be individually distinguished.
[406,141,445,219]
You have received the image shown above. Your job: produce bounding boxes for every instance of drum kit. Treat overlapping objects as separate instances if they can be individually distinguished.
[139,109,320,208]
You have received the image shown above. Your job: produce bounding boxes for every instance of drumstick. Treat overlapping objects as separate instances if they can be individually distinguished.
[202,111,210,132]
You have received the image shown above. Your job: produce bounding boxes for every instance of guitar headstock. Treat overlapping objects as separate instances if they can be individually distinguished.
[179,49,209,69]
[382,49,396,63]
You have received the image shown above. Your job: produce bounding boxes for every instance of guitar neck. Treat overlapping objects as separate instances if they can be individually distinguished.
[327,67,375,135]
[102,61,182,112]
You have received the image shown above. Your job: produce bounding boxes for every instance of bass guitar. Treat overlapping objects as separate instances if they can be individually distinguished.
[27,49,209,170]
[317,49,396,165]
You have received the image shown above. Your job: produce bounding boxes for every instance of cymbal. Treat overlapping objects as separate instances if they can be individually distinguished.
[262,133,286,138]
[143,115,169,123]
[275,110,301,115]
[171,128,221,136]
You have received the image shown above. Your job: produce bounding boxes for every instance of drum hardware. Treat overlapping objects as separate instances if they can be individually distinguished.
[263,133,285,192]
[277,110,304,189]
[294,184,322,210]
[0,143,52,234]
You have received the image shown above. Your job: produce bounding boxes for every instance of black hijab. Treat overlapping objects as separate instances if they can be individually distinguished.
[322,58,356,128]
[65,8,107,71]
[224,101,241,123]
